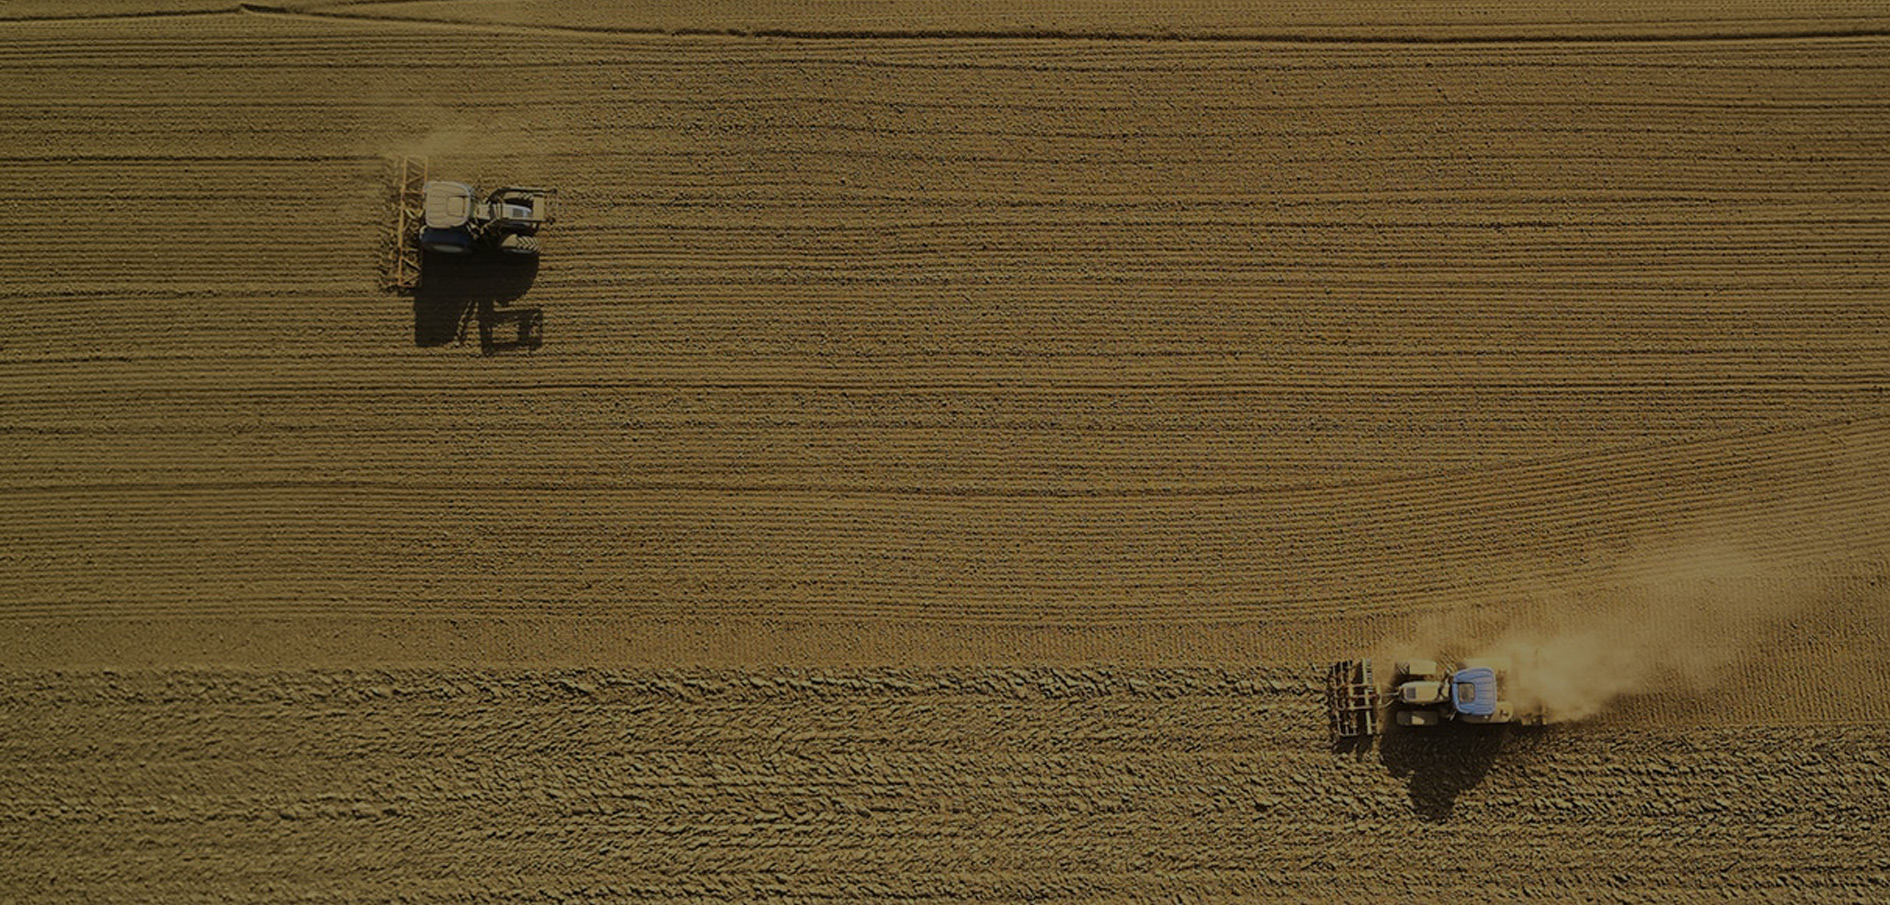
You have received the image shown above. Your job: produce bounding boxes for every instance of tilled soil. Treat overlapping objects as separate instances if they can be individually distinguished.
[5,669,1888,903]
[3,2,1888,901]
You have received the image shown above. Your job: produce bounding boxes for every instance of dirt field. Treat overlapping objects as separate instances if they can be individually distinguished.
[4,2,1889,901]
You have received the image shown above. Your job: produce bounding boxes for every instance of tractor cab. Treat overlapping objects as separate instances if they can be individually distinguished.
[419,181,478,253]
[1449,666,1499,718]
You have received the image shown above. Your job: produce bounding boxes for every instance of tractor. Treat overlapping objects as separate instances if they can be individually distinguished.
[420,181,556,256]
[1325,656,1539,741]
[1384,658,1519,727]
[382,157,556,291]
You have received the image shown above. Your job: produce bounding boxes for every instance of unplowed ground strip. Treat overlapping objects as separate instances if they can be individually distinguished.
[1,18,1887,727]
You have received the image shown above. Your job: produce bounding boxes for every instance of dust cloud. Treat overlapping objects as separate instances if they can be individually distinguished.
[384,123,483,161]
[1384,544,1812,722]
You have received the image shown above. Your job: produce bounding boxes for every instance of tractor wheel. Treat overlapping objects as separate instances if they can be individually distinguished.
[500,234,541,256]
[1461,657,1511,674]
[1396,708,1444,727]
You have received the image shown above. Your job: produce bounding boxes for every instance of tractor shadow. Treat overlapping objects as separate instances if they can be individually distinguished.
[1375,724,1550,822]
[412,253,543,353]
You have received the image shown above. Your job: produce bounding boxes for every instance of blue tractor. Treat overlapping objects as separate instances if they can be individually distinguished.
[1387,658,1517,727]
[1326,656,1536,740]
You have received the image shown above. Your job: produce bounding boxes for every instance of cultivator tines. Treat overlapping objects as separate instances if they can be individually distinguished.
[1325,659,1381,741]
[382,155,427,291]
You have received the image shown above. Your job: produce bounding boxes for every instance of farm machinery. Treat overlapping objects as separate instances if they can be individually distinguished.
[1326,657,1541,741]
[383,156,553,352]
[382,156,557,291]
[419,181,556,257]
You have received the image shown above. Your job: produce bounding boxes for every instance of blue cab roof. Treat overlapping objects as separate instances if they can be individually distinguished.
[1452,666,1499,716]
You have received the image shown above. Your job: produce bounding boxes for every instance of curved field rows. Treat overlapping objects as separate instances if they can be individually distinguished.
[1,12,1886,669]
[4,414,1888,623]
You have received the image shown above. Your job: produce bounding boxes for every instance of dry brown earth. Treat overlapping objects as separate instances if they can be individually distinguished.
[5,669,1889,902]
[2,2,1888,900]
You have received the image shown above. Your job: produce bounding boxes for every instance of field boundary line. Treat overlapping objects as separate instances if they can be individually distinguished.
[7,5,1889,44]
[229,4,1890,46]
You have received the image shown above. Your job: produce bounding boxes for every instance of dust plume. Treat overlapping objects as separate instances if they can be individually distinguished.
[380,123,480,160]
[1382,543,1810,722]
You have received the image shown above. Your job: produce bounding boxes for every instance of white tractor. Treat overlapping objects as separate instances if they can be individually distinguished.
[420,181,556,256]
